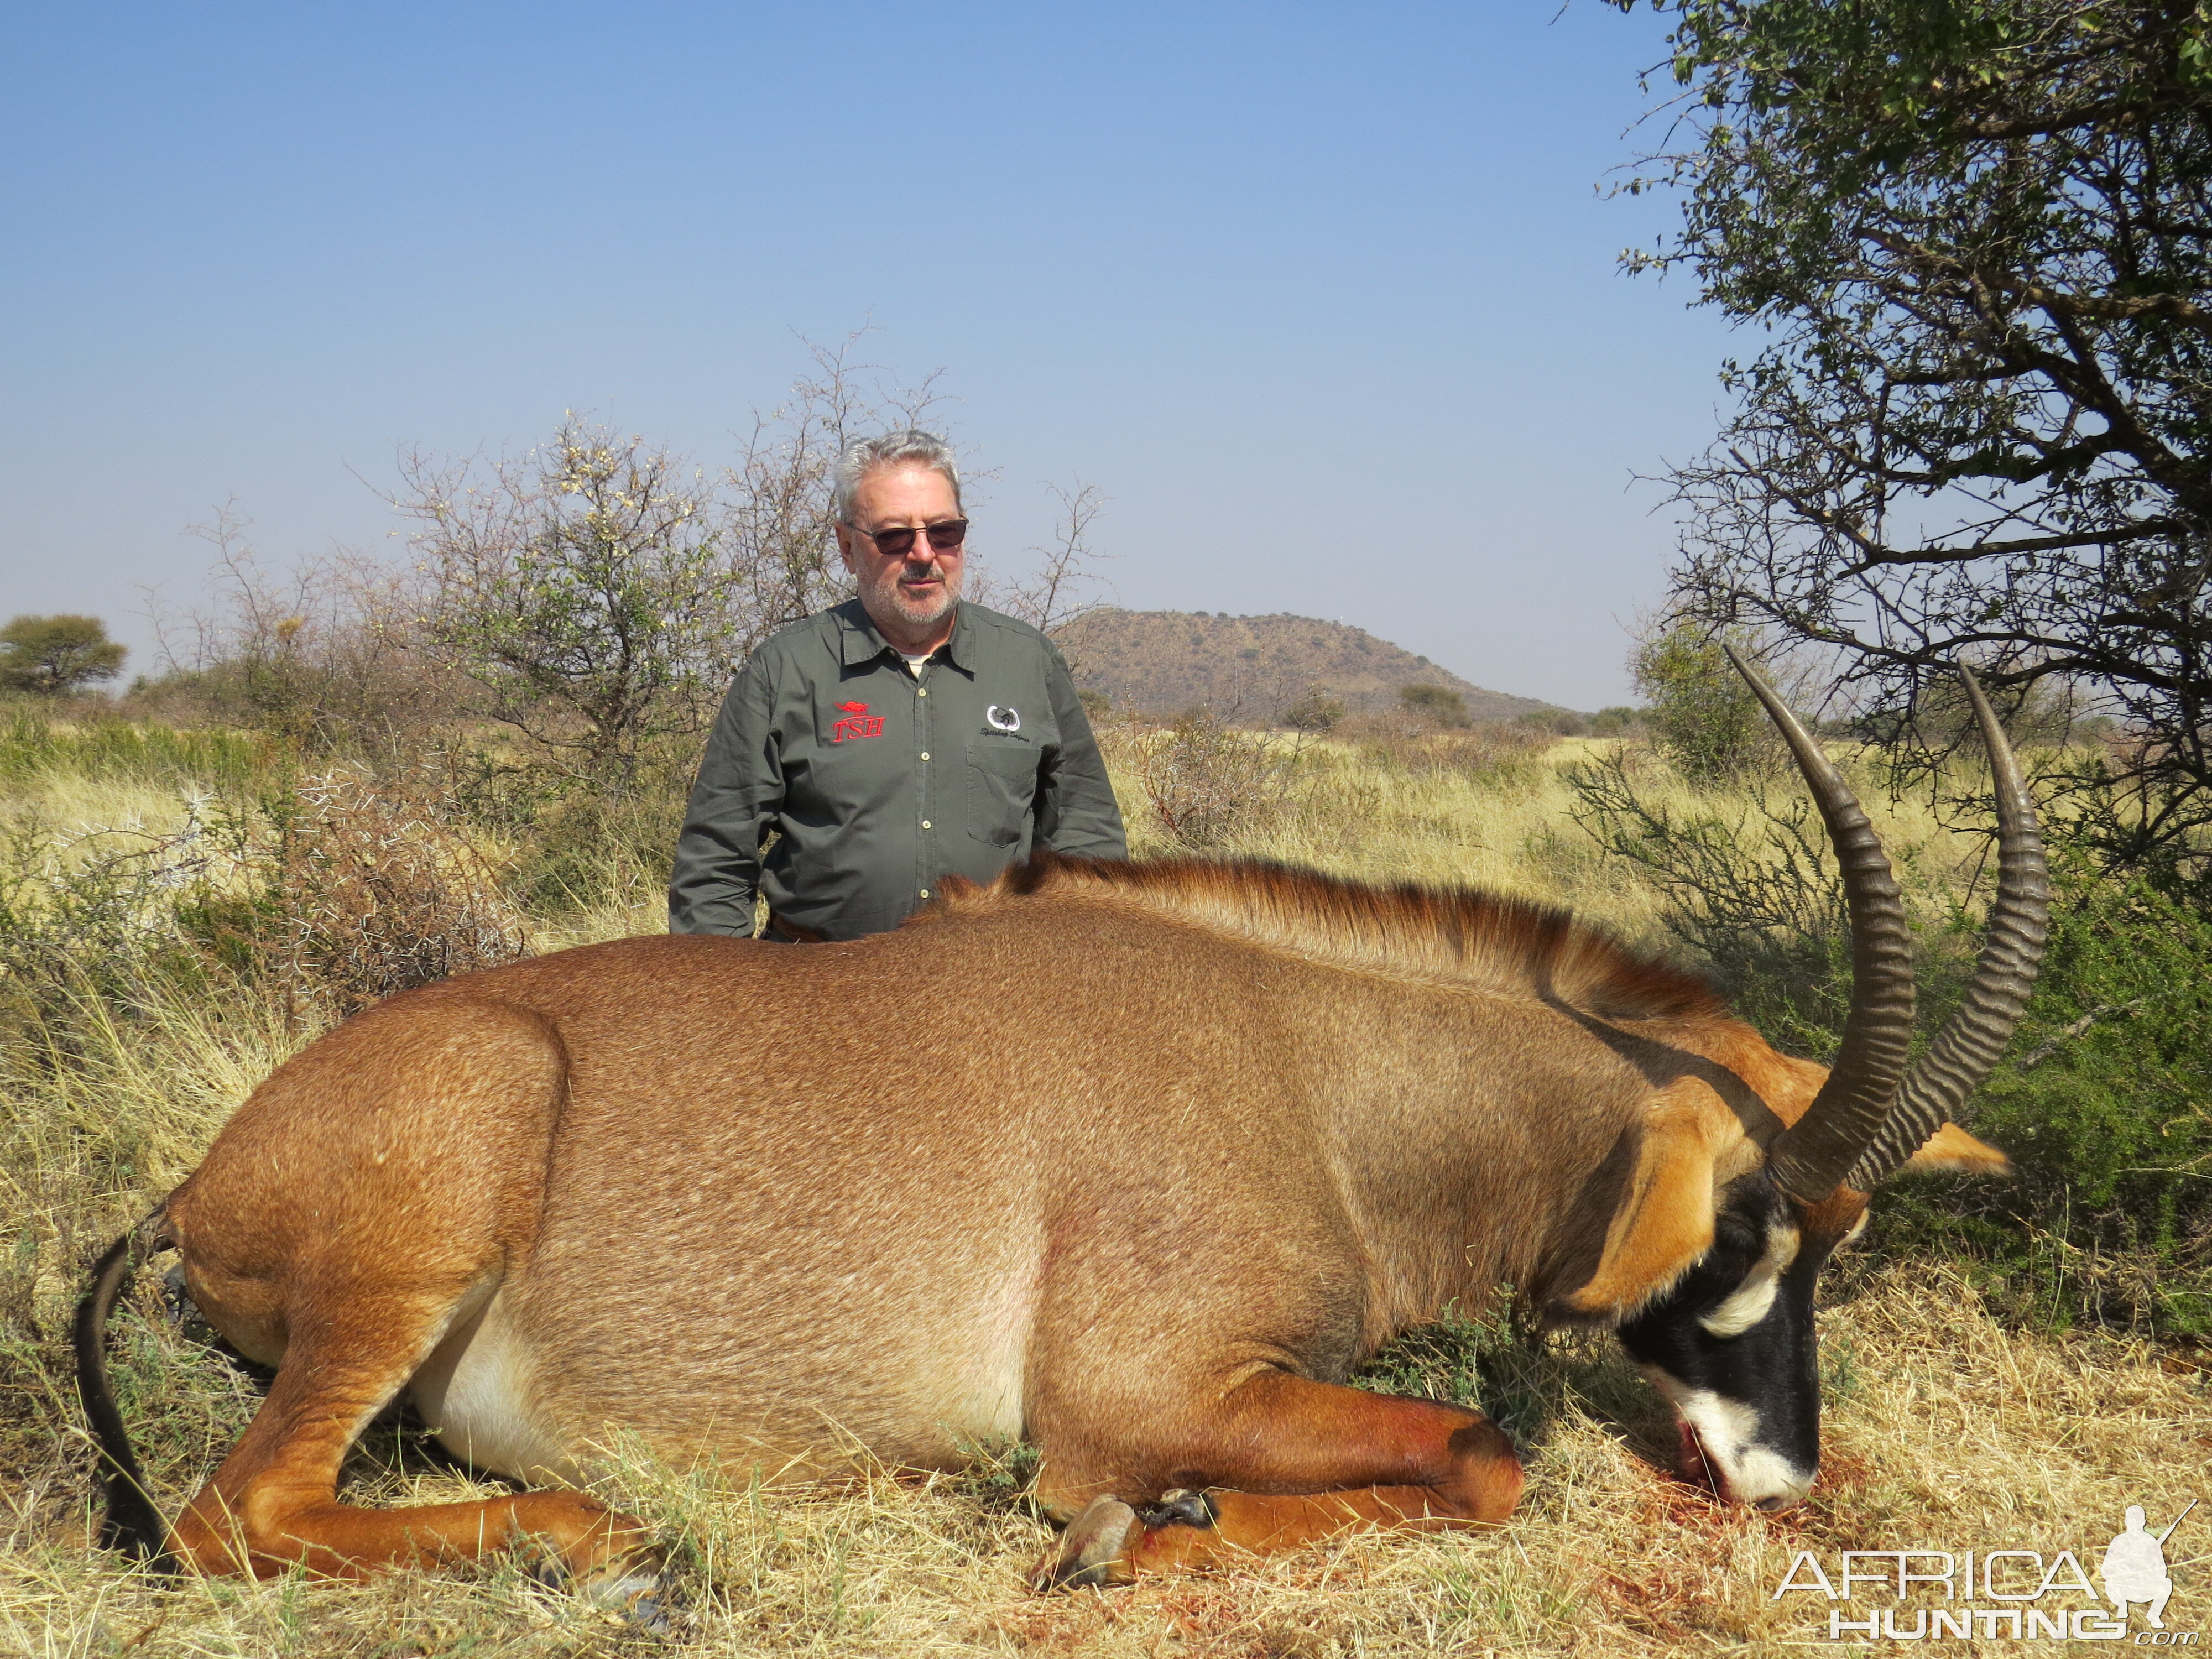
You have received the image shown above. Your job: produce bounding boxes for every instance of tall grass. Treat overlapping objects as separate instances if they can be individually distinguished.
[0,712,280,796]
[1105,723,1991,938]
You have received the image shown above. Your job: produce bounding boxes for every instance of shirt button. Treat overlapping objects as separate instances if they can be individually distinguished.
[917,687,928,697]
[920,751,930,761]
[921,820,932,830]
[919,888,930,899]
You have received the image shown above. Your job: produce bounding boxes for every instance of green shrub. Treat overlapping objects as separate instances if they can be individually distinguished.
[0,815,217,1048]
[3,762,533,1053]
[1398,683,1470,727]
[1563,745,1863,1056]
[1516,708,1590,737]
[1567,747,2212,1337]
[1880,858,2212,1337]
[1282,687,1345,732]
[1630,624,1768,784]
[1589,705,1644,737]
[511,786,687,914]
[1137,710,1300,849]
[434,740,690,914]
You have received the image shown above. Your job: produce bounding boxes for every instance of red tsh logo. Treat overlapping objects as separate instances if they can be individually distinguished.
[832,701,885,743]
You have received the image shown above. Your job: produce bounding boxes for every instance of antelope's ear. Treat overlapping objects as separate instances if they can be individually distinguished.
[1902,1121,2013,1177]
[1558,1081,1722,1322]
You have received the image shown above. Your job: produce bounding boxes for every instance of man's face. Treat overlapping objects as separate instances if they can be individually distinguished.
[838,463,966,636]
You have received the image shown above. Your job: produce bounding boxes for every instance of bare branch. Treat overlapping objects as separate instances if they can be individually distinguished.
[990,481,1117,638]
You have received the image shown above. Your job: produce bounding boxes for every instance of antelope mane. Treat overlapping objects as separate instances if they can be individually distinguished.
[944,853,1723,1024]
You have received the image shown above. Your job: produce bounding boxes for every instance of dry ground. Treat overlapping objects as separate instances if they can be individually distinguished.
[4,732,2206,1656]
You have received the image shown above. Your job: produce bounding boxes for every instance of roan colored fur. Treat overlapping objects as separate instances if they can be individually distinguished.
[76,849,2008,1593]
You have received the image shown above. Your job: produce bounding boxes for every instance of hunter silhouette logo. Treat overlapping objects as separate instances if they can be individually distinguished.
[832,701,884,743]
[2104,1501,2192,1630]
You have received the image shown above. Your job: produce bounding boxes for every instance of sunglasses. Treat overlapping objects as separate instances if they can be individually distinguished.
[847,518,969,558]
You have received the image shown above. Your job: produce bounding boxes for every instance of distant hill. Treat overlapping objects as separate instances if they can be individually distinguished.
[1048,609,1566,724]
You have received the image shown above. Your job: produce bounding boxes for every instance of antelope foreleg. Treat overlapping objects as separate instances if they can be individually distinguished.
[1029,1372,1522,1589]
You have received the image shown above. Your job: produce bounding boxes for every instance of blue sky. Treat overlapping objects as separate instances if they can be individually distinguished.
[2,1,1735,709]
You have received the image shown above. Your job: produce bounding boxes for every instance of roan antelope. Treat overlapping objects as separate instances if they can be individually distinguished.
[77,658,2046,1595]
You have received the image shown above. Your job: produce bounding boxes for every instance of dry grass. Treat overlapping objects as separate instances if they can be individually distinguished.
[0,775,204,840]
[531,854,678,953]
[4,733,2206,1656]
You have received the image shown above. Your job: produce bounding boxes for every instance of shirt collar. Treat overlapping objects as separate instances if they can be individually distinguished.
[836,598,974,672]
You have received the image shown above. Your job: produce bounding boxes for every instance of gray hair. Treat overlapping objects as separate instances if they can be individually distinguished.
[831,430,963,525]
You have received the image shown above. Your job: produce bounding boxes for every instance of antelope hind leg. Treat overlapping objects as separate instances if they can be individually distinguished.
[161,997,657,1597]
[170,1286,656,1591]
[1029,1371,1523,1589]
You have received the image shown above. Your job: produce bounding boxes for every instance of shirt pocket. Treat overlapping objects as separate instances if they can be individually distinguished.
[966,742,1040,847]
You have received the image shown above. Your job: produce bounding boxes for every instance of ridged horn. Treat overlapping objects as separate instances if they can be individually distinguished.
[1725,647,1917,1204]
[1846,664,2050,1188]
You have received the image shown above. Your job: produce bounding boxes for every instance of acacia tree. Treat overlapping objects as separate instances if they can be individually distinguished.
[0,614,124,695]
[1621,0,2212,863]
[395,420,731,785]
[397,347,956,784]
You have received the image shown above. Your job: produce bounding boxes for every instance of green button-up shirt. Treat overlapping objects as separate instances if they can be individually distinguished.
[668,599,1128,940]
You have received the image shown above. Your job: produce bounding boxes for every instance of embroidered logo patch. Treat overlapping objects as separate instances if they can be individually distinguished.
[985,705,1021,733]
[832,701,885,743]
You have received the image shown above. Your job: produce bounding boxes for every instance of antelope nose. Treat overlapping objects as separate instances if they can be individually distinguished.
[1755,1493,1801,1514]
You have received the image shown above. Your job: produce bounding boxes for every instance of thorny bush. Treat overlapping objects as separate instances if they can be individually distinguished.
[0,813,213,1049]
[1133,709,1302,850]
[193,770,531,1027]
[1,769,529,1061]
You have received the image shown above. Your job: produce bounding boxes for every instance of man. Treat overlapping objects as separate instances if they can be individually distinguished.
[669,429,1127,941]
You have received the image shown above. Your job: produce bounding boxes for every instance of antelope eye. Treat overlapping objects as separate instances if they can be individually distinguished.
[1695,1206,1768,1279]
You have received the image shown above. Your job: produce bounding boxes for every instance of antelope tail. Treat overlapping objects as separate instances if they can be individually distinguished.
[73,1225,177,1570]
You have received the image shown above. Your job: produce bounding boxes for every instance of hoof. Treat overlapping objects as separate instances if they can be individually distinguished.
[1027,1496,1139,1592]
[523,1533,675,1630]
[1136,1488,1218,1529]
[589,1562,680,1634]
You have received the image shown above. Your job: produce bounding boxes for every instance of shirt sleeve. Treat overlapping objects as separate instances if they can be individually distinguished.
[1034,639,1129,859]
[668,657,781,935]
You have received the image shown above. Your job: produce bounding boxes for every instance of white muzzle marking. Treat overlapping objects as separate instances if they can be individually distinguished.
[1639,1368,1817,1507]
